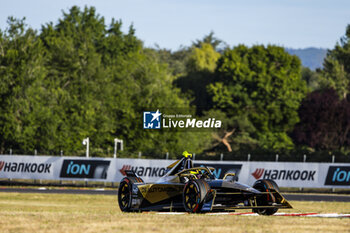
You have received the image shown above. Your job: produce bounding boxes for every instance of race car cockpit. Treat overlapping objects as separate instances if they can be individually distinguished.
[165,151,194,176]
[163,151,215,182]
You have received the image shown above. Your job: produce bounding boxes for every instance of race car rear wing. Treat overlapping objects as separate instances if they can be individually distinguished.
[124,170,137,177]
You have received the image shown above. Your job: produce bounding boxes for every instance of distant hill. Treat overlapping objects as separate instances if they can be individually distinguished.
[286,47,328,70]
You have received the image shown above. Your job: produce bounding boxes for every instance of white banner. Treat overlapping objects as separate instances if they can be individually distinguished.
[0,155,349,188]
[239,162,350,189]
[0,155,115,182]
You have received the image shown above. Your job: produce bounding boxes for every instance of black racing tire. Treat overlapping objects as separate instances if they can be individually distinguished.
[252,179,279,216]
[118,177,144,212]
[183,179,211,213]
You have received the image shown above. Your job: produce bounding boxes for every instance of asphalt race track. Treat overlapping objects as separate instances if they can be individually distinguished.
[0,187,350,202]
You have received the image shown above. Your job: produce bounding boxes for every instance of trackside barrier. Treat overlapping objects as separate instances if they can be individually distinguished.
[0,155,349,189]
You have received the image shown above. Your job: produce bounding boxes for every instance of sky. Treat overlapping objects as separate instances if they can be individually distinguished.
[1,0,349,50]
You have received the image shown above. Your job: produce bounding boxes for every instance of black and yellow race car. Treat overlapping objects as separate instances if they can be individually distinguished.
[118,151,292,214]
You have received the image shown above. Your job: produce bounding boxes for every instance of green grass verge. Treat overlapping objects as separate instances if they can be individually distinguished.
[0,192,349,233]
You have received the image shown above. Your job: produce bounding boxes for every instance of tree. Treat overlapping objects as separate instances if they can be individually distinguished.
[40,6,113,154]
[37,6,210,156]
[148,45,191,77]
[301,66,321,91]
[186,43,220,73]
[320,24,350,99]
[0,17,50,153]
[192,31,226,52]
[208,45,307,151]
[174,43,220,115]
[292,89,350,150]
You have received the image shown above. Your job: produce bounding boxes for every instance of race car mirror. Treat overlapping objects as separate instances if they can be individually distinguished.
[223,172,236,180]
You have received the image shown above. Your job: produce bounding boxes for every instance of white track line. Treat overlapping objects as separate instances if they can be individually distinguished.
[157,212,350,218]
[158,212,187,215]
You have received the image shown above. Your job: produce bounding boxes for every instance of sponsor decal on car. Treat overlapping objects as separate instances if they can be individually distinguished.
[60,159,110,179]
[324,166,350,185]
[251,168,316,181]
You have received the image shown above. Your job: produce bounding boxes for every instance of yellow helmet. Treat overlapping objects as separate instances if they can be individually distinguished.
[182,151,192,158]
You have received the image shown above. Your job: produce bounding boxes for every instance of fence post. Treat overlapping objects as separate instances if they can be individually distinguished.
[34,149,38,184]
[300,154,307,191]
[8,149,12,182]
[166,152,169,160]
[83,137,89,158]
[138,151,142,159]
[220,153,223,161]
[247,154,251,162]
[275,154,279,162]
[332,155,335,192]
[59,150,63,185]
[193,153,196,161]
[114,138,123,158]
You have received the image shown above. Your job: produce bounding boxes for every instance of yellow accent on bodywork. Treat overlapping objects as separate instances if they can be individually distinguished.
[273,190,293,208]
[166,160,180,169]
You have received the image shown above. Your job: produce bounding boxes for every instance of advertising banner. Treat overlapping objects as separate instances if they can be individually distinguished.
[234,162,350,189]
[0,155,59,180]
[0,155,349,188]
[239,162,322,188]
[0,155,114,182]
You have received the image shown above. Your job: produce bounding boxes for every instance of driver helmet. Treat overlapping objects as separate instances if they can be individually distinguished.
[182,151,192,158]
[180,151,194,170]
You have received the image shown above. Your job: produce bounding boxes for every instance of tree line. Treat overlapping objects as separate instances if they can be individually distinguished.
[0,6,349,159]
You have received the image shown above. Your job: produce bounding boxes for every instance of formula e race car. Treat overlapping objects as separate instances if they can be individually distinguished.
[118,151,292,214]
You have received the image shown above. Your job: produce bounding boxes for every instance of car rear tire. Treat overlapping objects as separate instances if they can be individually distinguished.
[252,179,279,215]
[183,179,211,213]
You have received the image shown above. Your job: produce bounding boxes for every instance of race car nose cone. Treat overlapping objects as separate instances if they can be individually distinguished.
[222,181,262,194]
[248,187,261,194]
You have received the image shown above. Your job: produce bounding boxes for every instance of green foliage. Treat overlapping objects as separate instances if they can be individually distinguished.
[320,58,348,98]
[186,43,220,73]
[174,43,220,115]
[292,88,350,151]
[208,45,307,151]
[0,6,211,156]
[320,24,350,99]
[0,17,49,153]
[149,46,191,77]
[192,31,226,52]
[301,67,321,91]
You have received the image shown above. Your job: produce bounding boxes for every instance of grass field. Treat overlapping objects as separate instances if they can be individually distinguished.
[0,192,349,233]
